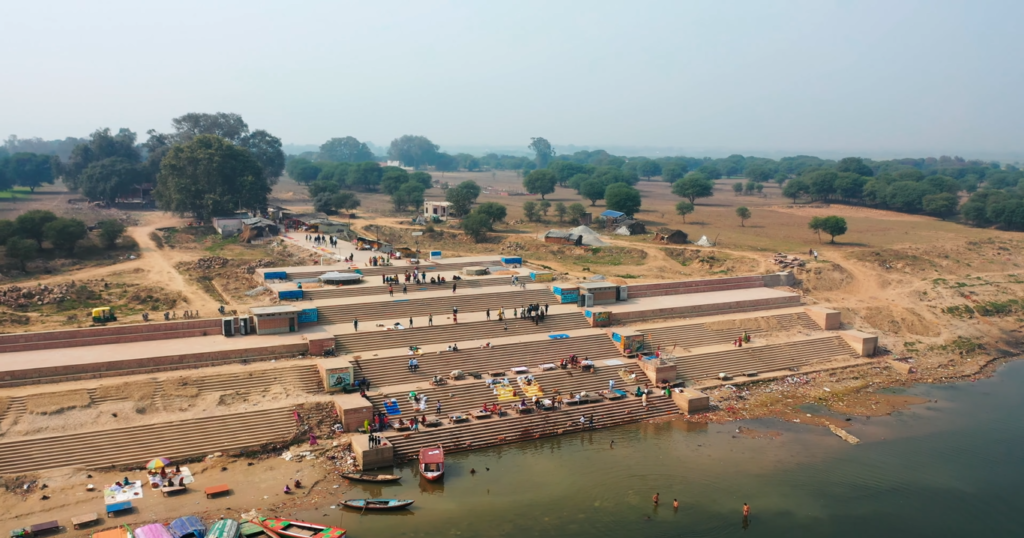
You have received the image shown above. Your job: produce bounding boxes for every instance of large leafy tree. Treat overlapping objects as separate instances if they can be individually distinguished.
[80,157,141,203]
[662,163,687,183]
[347,162,383,191]
[605,183,641,216]
[6,152,57,191]
[97,219,127,248]
[319,136,374,163]
[809,215,848,243]
[567,203,588,224]
[636,160,661,180]
[460,211,490,242]
[171,112,249,143]
[387,135,439,168]
[675,200,695,222]
[5,238,37,271]
[433,153,459,176]
[836,157,874,177]
[475,202,507,228]
[782,177,811,202]
[391,182,425,212]
[445,180,481,217]
[155,135,269,220]
[735,206,752,227]
[548,161,590,186]
[528,137,555,168]
[671,173,715,203]
[64,128,141,190]
[523,169,557,199]
[580,179,606,206]
[285,158,322,184]
[239,130,286,186]
[15,210,58,247]
[922,193,960,219]
[380,167,411,194]
[44,218,88,254]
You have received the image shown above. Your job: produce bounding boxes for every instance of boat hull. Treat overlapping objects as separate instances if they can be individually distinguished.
[340,499,414,511]
[418,445,445,481]
[252,518,345,538]
[340,473,401,483]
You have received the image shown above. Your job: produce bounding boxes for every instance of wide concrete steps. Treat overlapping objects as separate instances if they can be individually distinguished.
[335,314,590,354]
[0,407,297,474]
[304,277,510,300]
[675,336,858,382]
[287,261,491,280]
[644,312,821,351]
[317,289,554,325]
[0,327,216,354]
[354,334,617,388]
[628,280,764,299]
[385,395,677,460]
[0,365,322,422]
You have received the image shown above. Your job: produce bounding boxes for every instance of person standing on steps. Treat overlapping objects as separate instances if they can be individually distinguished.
[353,318,359,331]
[389,285,394,297]
[409,317,413,328]
[486,308,491,320]
[453,282,457,293]
[428,313,433,326]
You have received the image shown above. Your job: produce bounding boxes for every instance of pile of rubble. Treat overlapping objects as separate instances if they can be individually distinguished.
[188,256,230,271]
[771,253,806,268]
[240,258,275,275]
[0,282,76,308]
[501,241,527,252]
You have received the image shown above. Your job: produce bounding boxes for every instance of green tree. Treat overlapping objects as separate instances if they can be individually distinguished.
[568,173,590,192]
[604,183,641,217]
[445,180,481,217]
[675,200,695,223]
[755,183,764,194]
[554,202,567,222]
[548,161,590,186]
[806,169,839,201]
[239,130,286,186]
[347,162,383,191]
[744,164,773,182]
[15,210,57,248]
[567,202,588,225]
[313,193,336,214]
[735,206,751,227]
[7,152,57,192]
[96,219,126,249]
[580,179,607,206]
[836,157,874,177]
[308,179,339,199]
[662,163,687,183]
[732,182,744,195]
[808,216,825,242]
[0,219,16,245]
[5,238,37,271]
[922,193,959,219]
[391,182,425,212]
[79,157,142,203]
[319,136,374,163]
[528,137,555,168]
[433,153,459,176]
[671,173,715,203]
[64,128,141,190]
[783,177,811,202]
[523,169,557,199]
[43,217,88,254]
[387,135,439,168]
[155,135,269,220]
[538,200,551,216]
[744,180,757,194]
[523,200,541,222]
[885,181,930,212]
[460,212,490,242]
[475,202,507,228]
[331,191,361,212]
[818,215,848,243]
[696,164,722,180]
[380,167,411,194]
[409,171,433,190]
[285,158,322,184]
[636,160,661,180]
[171,112,249,142]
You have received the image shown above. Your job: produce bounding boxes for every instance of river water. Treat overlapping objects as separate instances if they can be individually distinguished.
[299,361,1024,537]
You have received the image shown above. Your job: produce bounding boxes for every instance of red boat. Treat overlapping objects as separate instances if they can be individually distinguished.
[419,445,445,481]
[251,517,345,538]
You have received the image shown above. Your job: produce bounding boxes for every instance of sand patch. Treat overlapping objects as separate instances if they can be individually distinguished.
[0,397,8,418]
[705,315,789,332]
[860,306,939,337]
[24,390,92,415]
[491,270,518,275]
[95,380,156,403]
[799,263,852,293]
[162,377,200,398]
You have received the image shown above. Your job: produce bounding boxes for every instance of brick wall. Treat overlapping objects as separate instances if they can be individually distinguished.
[0,319,222,353]
[610,295,801,323]
[308,335,335,355]
[626,276,765,299]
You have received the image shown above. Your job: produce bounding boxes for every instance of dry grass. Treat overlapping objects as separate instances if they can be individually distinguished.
[94,380,157,403]
[24,390,92,415]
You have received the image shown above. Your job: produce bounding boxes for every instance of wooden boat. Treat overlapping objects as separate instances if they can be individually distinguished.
[169,516,206,538]
[340,499,414,511]
[134,524,174,538]
[238,521,279,538]
[93,525,134,538]
[207,520,239,538]
[418,445,445,481]
[251,518,346,538]
[340,472,401,483]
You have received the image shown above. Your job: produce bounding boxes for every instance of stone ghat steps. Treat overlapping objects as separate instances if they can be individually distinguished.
[286,261,491,280]
[385,394,677,461]
[0,365,322,422]
[353,334,617,389]
[317,289,554,325]
[368,360,645,420]
[0,407,297,474]
[627,280,764,299]
[335,314,591,354]
[303,276,510,300]
[643,312,821,351]
[675,336,858,382]
[0,326,217,354]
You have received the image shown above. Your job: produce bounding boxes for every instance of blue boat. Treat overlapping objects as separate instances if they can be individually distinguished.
[340,498,414,511]
[169,516,207,538]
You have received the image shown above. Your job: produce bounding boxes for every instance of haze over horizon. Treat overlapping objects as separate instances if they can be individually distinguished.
[3,0,1023,160]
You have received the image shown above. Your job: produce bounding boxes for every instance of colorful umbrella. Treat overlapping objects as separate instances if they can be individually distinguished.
[146,457,171,470]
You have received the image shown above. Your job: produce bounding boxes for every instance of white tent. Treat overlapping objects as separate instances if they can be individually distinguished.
[319,272,363,284]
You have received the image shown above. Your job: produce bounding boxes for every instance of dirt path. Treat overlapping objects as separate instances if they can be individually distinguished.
[125,214,222,313]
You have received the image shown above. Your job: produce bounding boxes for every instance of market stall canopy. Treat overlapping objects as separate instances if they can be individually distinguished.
[146,457,171,470]
[319,272,364,284]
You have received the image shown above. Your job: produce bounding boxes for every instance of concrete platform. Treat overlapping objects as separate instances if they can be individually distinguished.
[587,288,801,323]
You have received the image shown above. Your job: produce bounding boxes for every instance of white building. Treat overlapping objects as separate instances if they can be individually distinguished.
[423,201,453,221]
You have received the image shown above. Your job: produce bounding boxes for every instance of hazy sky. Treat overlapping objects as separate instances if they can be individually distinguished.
[3,0,1023,157]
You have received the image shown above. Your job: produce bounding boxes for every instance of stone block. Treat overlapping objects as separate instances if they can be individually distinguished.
[671,389,710,413]
[351,434,394,470]
[804,306,841,330]
[840,330,877,357]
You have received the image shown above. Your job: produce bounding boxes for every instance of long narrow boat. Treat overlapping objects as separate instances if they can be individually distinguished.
[169,516,206,538]
[238,521,279,538]
[340,499,414,511]
[419,445,445,481]
[93,525,134,538]
[207,520,239,538]
[340,472,401,483]
[134,524,174,538]
[252,518,345,538]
